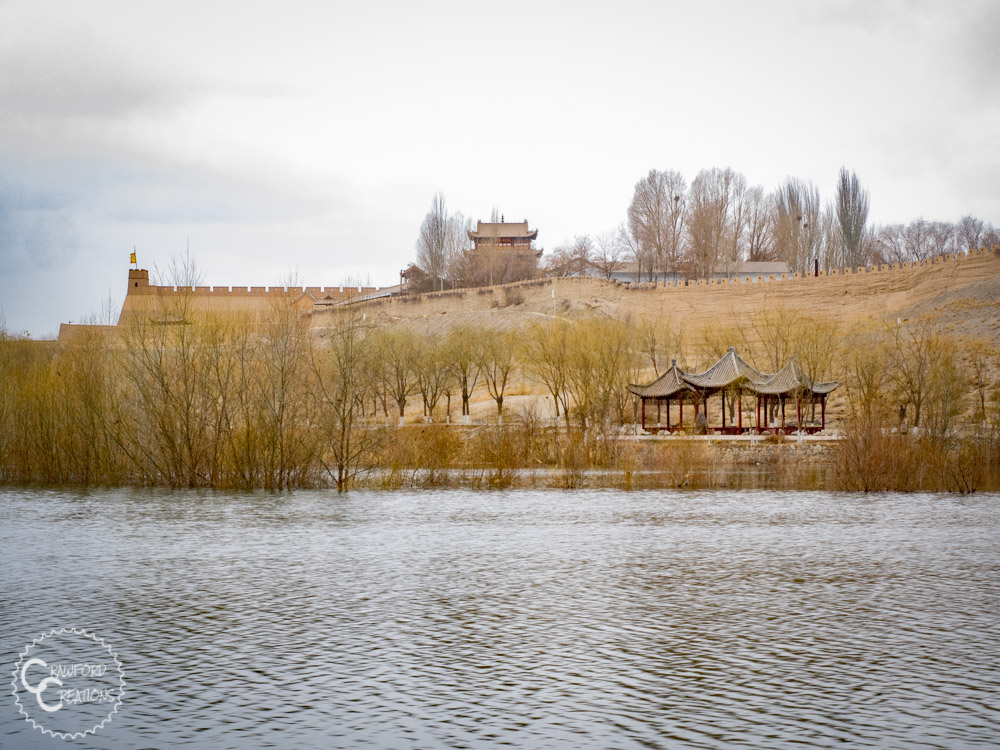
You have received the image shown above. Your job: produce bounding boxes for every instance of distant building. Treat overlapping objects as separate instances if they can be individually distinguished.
[464,217,543,286]
[713,261,792,282]
[467,219,540,256]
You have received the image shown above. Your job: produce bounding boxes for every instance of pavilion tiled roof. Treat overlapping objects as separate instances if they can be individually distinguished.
[682,348,770,390]
[628,360,692,398]
[630,349,839,399]
[750,359,839,395]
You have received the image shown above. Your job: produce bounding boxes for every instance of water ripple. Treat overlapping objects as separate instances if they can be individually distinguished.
[1,488,998,748]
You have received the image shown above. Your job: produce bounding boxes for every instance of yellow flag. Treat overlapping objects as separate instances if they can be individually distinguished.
[130,252,137,264]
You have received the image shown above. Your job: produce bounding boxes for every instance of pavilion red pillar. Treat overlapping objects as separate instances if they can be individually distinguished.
[721,391,726,428]
[821,396,826,430]
[641,398,646,432]
[738,390,743,432]
[679,394,684,429]
[797,397,802,431]
[781,396,785,428]
[666,396,671,431]
[756,395,761,433]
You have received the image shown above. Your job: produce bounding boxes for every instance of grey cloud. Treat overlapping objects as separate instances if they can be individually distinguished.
[0,9,289,122]
[807,1,1000,97]
[952,3,1000,95]
[0,181,80,274]
[0,53,174,120]
[0,16,188,121]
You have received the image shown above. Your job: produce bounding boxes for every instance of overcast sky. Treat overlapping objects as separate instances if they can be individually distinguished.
[1,0,998,336]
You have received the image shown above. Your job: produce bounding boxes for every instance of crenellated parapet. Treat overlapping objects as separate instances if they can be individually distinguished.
[116,268,396,325]
[612,245,999,290]
[126,277,385,299]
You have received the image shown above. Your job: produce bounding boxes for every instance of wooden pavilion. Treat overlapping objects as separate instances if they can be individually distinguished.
[629,347,838,435]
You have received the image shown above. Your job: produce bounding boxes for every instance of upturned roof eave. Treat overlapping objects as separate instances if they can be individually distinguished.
[681,349,770,389]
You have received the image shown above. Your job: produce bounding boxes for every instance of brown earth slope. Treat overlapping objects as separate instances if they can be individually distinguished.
[318,249,1000,343]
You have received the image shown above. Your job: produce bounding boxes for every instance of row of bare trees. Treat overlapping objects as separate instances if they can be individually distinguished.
[547,167,999,283]
[357,319,639,431]
[0,302,639,489]
[411,171,997,292]
[3,294,999,490]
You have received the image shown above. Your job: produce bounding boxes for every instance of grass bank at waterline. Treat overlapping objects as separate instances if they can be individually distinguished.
[3,417,998,492]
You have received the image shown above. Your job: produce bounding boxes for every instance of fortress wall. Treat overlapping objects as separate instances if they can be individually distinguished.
[118,276,389,323]
[127,283,385,298]
[114,245,999,330]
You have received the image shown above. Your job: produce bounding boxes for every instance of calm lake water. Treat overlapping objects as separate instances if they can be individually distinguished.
[1,488,998,749]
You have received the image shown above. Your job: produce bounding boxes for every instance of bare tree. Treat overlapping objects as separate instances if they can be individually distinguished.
[444,211,471,282]
[885,317,940,428]
[873,224,906,264]
[412,332,452,422]
[524,319,572,422]
[839,324,889,421]
[377,328,417,424]
[546,235,593,277]
[445,325,482,423]
[967,338,998,427]
[593,229,625,280]
[687,167,746,279]
[627,169,686,282]
[154,245,204,288]
[957,215,985,251]
[743,186,774,262]
[312,309,381,492]
[902,219,937,261]
[635,317,680,377]
[477,327,519,423]
[564,317,637,430]
[726,175,752,265]
[416,193,449,291]
[926,221,957,256]
[618,222,647,283]
[836,167,871,268]
[956,215,999,251]
[819,203,841,271]
[773,177,822,274]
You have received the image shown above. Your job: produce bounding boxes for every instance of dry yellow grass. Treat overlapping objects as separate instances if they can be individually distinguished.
[320,250,1000,343]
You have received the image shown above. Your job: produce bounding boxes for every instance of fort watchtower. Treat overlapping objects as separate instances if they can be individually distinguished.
[128,268,150,291]
[467,219,539,254]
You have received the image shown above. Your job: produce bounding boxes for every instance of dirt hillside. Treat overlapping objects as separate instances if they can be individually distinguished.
[318,249,1000,344]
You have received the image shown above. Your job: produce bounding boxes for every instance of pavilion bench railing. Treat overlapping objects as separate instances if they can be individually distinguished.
[641,424,826,436]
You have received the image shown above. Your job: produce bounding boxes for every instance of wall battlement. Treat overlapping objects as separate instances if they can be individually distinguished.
[126,271,385,300]
[117,267,393,325]
[612,246,999,291]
